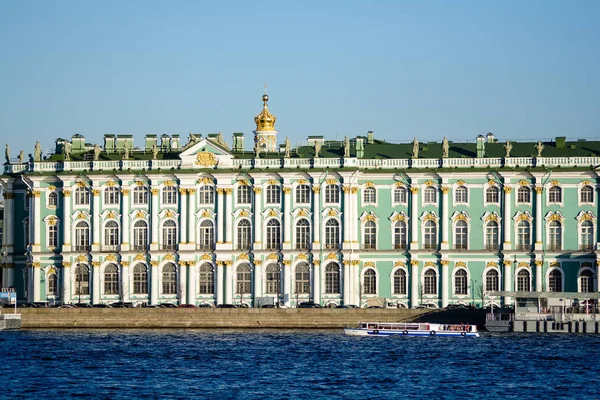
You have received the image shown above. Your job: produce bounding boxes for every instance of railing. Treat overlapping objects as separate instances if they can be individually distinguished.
[132,245,149,252]
[101,245,120,252]
[196,244,215,251]
[73,245,91,252]
[160,244,178,251]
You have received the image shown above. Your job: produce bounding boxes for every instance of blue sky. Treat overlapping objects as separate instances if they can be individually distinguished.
[1,0,598,155]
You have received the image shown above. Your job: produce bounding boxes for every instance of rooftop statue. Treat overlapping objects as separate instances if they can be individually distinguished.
[344,136,350,157]
[34,141,42,162]
[63,141,71,161]
[123,143,130,160]
[412,137,419,158]
[93,144,101,161]
[284,136,291,158]
[18,150,24,164]
[504,140,512,157]
[442,137,449,158]
[535,141,544,157]
[254,140,260,158]
[5,144,9,164]
[187,133,200,146]
[152,143,159,160]
[314,141,321,158]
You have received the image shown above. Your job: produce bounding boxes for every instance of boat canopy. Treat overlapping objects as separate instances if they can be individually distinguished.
[487,291,600,300]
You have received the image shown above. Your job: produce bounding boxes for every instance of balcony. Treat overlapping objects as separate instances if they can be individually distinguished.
[325,244,341,250]
[546,245,562,252]
[423,244,437,251]
[102,245,120,252]
[362,244,376,251]
[160,244,178,251]
[73,245,91,252]
[579,244,594,252]
[486,244,500,251]
[516,244,532,251]
[454,244,467,251]
[394,243,407,250]
[133,245,149,252]
[196,244,215,251]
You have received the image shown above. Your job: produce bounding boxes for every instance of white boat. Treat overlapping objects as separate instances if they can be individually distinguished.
[344,321,480,337]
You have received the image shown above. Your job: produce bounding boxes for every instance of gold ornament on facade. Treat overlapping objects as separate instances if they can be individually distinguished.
[188,188,196,194]
[282,260,291,266]
[503,260,512,266]
[312,186,321,194]
[47,266,57,275]
[267,253,278,261]
[410,260,419,266]
[298,209,308,217]
[254,260,263,265]
[150,188,159,195]
[134,254,145,261]
[164,253,174,261]
[297,253,308,261]
[394,261,406,267]
[313,260,321,266]
[351,260,360,266]
[391,214,406,222]
[92,189,100,196]
[350,187,358,194]
[548,213,562,221]
[76,181,86,188]
[163,180,175,186]
[32,190,41,198]
[63,262,72,268]
[534,260,543,266]
[282,187,291,194]
[581,180,592,185]
[267,179,279,185]
[238,179,250,186]
[327,209,338,217]
[165,210,174,218]
[364,261,375,267]
[579,212,594,221]
[62,190,71,197]
[484,213,499,222]
[454,213,467,222]
[487,179,497,186]
[135,181,145,187]
[91,261,100,267]
[77,255,87,262]
[455,261,467,268]
[423,213,436,222]
[179,188,188,195]
[519,180,529,186]
[254,92,277,131]
[238,253,249,261]
[107,211,116,219]
[150,261,159,266]
[410,187,419,194]
[31,262,41,268]
[518,262,530,269]
[550,262,559,268]
[240,210,250,217]
[456,180,466,186]
[297,179,308,185]
[551,180,560,187]
[76,212,86,220]
[342,186,351,194]
[135,211,145,219]
[326,179,338,185]
[198,177,212,185]
[441,186,450,194]
[201,253,212,261]
[48,185,56,191]
[106,254,117,262]
[106,181,116,187]
[224,260,233,266]
[268,209,278,217]
[487,262,498,268]
[121,188,130,195]
[364,181,375,188]
[121,261,130,266]
[425,261,435,267]
[534,186,543,194]
[327,253,337,260]
[47,216,57,226]
[362,213,376,222]
[201,210,211,218]
[503,186,512,194]
[224,188,233,195]
[518,213,531,221]
[440,260,449,266]
[424,180,435,186]
[253,187,262,194]
[394,182,405,187]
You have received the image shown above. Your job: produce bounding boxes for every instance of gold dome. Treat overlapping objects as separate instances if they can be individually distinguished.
[254,92,277,131]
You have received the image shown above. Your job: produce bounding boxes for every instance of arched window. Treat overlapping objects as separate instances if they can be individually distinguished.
[423,187,436,204]
[549,269,562,292]
[133,220,148,251]
[104,220,120,249]
[104,186,120,205]
[295,218,311,250]
[198,263,214,294]
[393,269,407,295]
[74,264,90,295]
[325,263,340,294]
[48,192,58,207]
[104,264,119,295]
[162,186,177,205]
[265,264,280,294]
[133,264,148,294]
[393,187,407,204]
[454,220,468,250]
[580,220,594,251]
[424,269,437,295]
[47,273,58,296]
[517,220,531,251]
[266,219,281,251]
[485,221,499,250]
[74,187,90,205]
[517,269,531,292]
[580,185,594,203]
[266,185,280,204]
[325,184,340,204]
[161,220,177,251]
[237,185,252,204]
[393,220,407,250]
[485,270,499,292]
[363,220,376,250]
[580,269,593,293]
[549,186,562,203]
[237,219,252,250]
[424,220,437,250]
[74,221,90,252]
[133,186,148,205]
[236,264,251,294]
[162,263,177,295]
[295,184,310,204]
[295,263,310,294]
[486,186,499,204]
[325,219,340,250]
[455,186,468,203]
[363,269,376,295]
[548,220,562,251]
[517,187,530,204]
[454,269,467,295]
[198,220,214,250]
[363,187,376,204]
[198,185,214,204]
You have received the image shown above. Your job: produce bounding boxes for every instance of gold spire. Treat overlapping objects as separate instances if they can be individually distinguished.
[254,87,277,131]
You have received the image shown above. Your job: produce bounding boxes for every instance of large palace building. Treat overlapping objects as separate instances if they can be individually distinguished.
[1,93,599,308]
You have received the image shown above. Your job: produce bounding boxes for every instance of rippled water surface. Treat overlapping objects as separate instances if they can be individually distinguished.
[1,329,599,399]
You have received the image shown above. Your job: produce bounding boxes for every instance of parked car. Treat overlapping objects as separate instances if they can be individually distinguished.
[161,303,178,308]
[178,304,198,308]
[367,305,383,309]
[218,304,238,308]
[336,305,358,309]
[58,304,75,309]
[298,302,323,308]
[92,304,112,308]
[110,302,134,308]
[74,303,93,308]
[260,304,276,308]
[197,303,214,308]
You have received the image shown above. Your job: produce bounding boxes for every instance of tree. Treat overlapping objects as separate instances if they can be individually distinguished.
[476,283,486,308]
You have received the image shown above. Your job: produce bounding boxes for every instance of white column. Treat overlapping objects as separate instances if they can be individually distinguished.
[121,263,130,302]
[33,191,42,248]
[179,262,187,305]
[3,189,13,250]
[283,261,291,306]
[121,189,130,251]
[150,188,159,250]
[217,188,225,244]
[92,189,100,251]
[410,187,419,250]
[312,186,321,250]
[503,186,512,250]
[150,262,159,305]
[179,188,188,245]
[254,188,263,250]
[343,261,350,305]
[312,261,320,305]
[224,189,233,246]
[92,262,100,304]
[283,186,292,249]
[441,260,449,308]
[504,261,512,305]
[224,261,232,304]
[33,263,41,302]
[535,260,543,292]
[62,263,71,303]
[62,190,72,251]
[535,186,543,251]
[342,186,351,247]
[410,260,419,307]
[351,187,359,245]
[216,262,224,305]
[188,189,196,245]
[187,262,196,305]
[441,187,449,250]
[254,262,262,301]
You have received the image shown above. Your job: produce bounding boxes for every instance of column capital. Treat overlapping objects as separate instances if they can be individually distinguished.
[441,186,450,194]
[535,186,543,194]
[503,186,512,194]
[534,260,543,266]
[410,187,419,194]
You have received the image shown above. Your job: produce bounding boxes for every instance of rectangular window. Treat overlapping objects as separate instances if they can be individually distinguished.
[198,186,214,204]
[48,225,58,248]
[296,185,310,204]
[325,185,339,204]
[363,188,376,204]
[238,186,251,205]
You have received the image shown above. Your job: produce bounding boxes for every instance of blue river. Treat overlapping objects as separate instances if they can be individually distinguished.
[0,329,598,399]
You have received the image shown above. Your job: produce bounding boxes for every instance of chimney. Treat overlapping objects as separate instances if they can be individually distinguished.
[486,132,495,143]
[555,136,566,149]
[356,138,365,158]
[367,131,374,144]
[476,135,485,158]
[233,133,244,152]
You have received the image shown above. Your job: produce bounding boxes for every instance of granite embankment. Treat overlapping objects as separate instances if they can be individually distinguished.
[17,308,441,329]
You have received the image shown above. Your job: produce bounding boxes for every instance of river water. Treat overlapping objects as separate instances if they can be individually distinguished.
[0,329,598,399]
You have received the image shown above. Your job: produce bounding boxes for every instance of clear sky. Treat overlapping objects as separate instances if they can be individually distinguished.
[1,0,598,156]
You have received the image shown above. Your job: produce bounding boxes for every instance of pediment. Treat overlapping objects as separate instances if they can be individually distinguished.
[179,138,233,169]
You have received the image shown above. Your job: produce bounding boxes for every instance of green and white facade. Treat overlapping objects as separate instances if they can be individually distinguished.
[1,95,600,307]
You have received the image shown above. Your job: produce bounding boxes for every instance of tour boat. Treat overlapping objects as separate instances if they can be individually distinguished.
[344,322,480,337]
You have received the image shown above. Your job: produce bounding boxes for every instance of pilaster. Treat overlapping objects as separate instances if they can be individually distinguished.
[535,186,543,251]
[253,187,263,250]
[62,262,72,303]
[503,185,512,251]
[503,260,512,305]
[283,185,292,250]
[313,260,321,305]
[62,189,72,252]
[441,186,450,250]
[312,185,321,250]
[410,259,419,307]
[410,187,419,250]
[441,259,449,307]
[121,188,130,251]
[150,188,159,251]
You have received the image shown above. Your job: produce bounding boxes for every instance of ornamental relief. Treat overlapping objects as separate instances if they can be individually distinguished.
[544,211,565,222]
[359,211,378,222]
[481,211,501,223]
[576,210,595,222]
[389,211,408,223]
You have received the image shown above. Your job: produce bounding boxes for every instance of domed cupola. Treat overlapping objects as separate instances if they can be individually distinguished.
[253,87,279,153]
[255,93,277,132]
